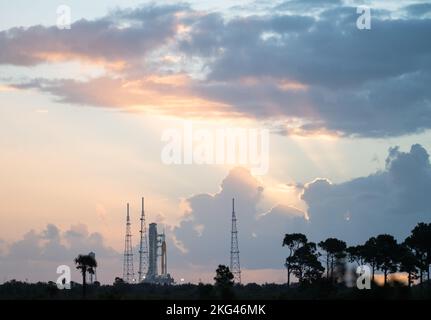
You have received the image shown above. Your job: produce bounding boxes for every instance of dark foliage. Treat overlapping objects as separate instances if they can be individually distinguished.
[1,223,431,300]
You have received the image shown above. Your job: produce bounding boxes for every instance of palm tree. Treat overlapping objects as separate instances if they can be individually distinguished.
[74,254,97,298]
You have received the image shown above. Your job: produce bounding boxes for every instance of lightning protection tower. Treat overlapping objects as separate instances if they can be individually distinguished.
[230,198,241,284]
[123,203,135,283]
[138,197,149,282]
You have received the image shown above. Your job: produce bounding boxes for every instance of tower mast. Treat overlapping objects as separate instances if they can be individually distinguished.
[230,198,241,284]
[138,197,149,282]
[123,203,135,283]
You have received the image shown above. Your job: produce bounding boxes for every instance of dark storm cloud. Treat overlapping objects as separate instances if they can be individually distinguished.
[172,144,431,269]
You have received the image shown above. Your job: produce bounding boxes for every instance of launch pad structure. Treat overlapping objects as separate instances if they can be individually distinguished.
[144,222,174,285]
[123,196,241,285]
[122,198,174,285]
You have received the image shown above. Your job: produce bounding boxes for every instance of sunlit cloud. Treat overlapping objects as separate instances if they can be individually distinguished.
[1,3,429,137]
[31,52,128,72]
[0,84,16,92]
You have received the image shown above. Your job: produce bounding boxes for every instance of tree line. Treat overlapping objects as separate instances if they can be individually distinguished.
[283,222,431,287]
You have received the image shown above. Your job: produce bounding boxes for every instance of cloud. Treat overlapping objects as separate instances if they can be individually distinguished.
[185,8,431,137]
[262,204,306,218]
[301,143,431,243]
[2,144,431,281]
[2,3,431,138]
[0,224,119,283]
[11,76,233,116]
[276,0,343,12]
[404,3,431,18]
[172,144,431,271]
[0,4,188,67]
[172,167,306,270]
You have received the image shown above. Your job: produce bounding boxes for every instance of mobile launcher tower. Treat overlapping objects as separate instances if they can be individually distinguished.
[144,223,174,285]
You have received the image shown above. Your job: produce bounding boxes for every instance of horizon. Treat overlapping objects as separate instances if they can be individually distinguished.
[1,0,431,286]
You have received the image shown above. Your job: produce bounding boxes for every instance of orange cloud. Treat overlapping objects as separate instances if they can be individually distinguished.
[277,79,308,91]
[21,75,242,119]
[0,85,17,92]
[33,52,127,72]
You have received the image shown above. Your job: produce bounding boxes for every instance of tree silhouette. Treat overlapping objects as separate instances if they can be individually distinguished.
[283,233,307,287]
[214,265,234,287]
[6,221,431,299]
[347,245,366,266]
[318,238,346,281]
[114,277,125,286]
[405,222,431,284]
[289,242,324,284]
[399,243,419,287]
[214,265,234,299]
[74,254,97,299]
[363,237,379,282]
[374,234,399,285]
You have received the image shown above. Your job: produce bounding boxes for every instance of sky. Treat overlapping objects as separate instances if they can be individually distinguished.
[0,0,431,284]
